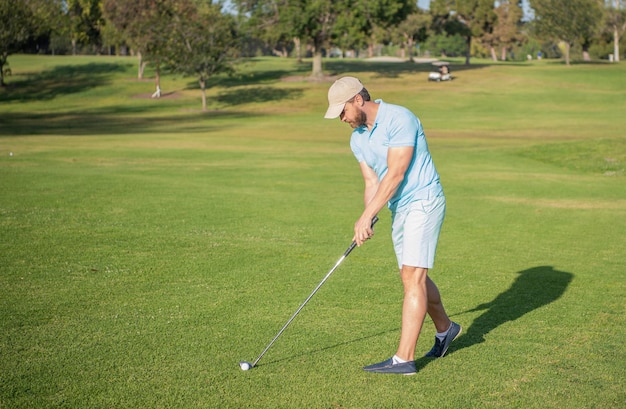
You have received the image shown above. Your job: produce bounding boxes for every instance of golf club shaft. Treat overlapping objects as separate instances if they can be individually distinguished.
[251,216,379,368]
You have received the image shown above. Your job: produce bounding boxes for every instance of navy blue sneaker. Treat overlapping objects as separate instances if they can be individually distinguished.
[363,357,417,375]
[424,321,462,358]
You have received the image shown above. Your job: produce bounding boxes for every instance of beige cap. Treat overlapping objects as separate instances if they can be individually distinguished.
[324,77,364,119]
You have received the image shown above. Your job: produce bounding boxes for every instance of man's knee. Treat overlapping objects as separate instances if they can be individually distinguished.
[400,266,428,286]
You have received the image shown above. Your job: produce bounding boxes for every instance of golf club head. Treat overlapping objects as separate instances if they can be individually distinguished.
[239,361,253,371]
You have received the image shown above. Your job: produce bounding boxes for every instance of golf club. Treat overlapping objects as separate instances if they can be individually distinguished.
[239,216,379,371]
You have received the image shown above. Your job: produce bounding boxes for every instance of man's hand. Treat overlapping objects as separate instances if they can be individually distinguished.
[354,214,376,246]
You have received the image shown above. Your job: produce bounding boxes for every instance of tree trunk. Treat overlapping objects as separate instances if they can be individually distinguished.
[0,54,7,87]
[312,49,323,78]
[582,40,591,62]
[564,42,571,66]
[200,79,207,111]
[138,52,146,80]
[501,46,507,61]
[293,37,302,62]
[615,0,621,62]
[490,46,497,61]
[72,38,77,56]
[465,36,471,65]
[151,67,161,98]
[614,27,620,62]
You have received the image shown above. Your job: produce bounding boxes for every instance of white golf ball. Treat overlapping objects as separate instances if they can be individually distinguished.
[9,152,13,157]
[240,362,251,371]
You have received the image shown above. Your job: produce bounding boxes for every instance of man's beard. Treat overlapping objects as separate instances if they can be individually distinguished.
[351,109,367,129]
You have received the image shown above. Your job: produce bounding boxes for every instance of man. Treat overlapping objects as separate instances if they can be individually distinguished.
[324,77,461,375]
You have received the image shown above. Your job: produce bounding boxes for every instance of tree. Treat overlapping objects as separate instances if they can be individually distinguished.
[530,0,603,64]
[430,0,497,65]
[0,0,36,86]
[26,0,67,55]
[605,0,626,61]
[287,0,336,77]
[65,0,105,55]
[231,0,294,58]
[333,0,373,56]
[235,0,415,77]
[358,0,416,57]
[393,10,431,60]
[168,1,238,111]
[488,0,525,60]
[99,16,128,55]
[455,0,498,64]
[103,0,176,92]
[427,33,467,56]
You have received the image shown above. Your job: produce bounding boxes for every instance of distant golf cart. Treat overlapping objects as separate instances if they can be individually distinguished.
[428,61,452,82]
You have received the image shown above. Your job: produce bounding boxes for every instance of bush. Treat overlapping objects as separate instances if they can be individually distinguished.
[423,34,466,57]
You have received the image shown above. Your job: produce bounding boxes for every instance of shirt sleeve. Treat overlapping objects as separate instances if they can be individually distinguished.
[387,108,420,148]
[350,133,365,162]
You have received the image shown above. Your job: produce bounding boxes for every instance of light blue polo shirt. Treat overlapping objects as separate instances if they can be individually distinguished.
[350,100,443,212]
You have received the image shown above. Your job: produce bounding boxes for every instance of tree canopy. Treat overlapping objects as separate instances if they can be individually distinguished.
[167,1,238,110]
[2,0,625,92]
[530,0,604,64]
[0,0,36,86]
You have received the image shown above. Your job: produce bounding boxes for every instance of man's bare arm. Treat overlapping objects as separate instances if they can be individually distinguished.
[354,146,414,245]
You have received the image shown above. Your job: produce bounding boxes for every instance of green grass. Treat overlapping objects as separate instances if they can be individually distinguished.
[1,55,625,408]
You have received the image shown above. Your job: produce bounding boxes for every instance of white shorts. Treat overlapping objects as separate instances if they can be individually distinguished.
[391,194,446,269]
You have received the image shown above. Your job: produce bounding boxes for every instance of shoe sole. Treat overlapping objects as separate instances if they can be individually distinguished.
[364,369,417,376]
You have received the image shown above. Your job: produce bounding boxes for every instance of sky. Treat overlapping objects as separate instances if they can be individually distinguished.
[417,0,430,9]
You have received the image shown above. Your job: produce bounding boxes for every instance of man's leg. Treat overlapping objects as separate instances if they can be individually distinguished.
[423,276,462,358]
[395,270,455,361]
[362,264,426,374]
[395,265,429,361]
[426,276,452,333]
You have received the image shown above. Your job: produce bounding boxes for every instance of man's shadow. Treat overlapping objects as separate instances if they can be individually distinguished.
[415,265,573,369]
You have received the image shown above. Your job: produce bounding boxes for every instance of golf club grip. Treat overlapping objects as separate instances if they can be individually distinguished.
[344,215,379,257]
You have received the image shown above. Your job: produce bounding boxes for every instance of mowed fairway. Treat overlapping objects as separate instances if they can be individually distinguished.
[1,55,624,408]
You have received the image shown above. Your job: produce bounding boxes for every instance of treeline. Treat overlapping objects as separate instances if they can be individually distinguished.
[2,0,625,87]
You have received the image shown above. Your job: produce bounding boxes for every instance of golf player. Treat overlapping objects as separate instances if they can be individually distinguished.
[324,77,461,375]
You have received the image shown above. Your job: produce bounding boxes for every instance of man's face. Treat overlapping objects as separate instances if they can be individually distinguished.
[340,97,366,129]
